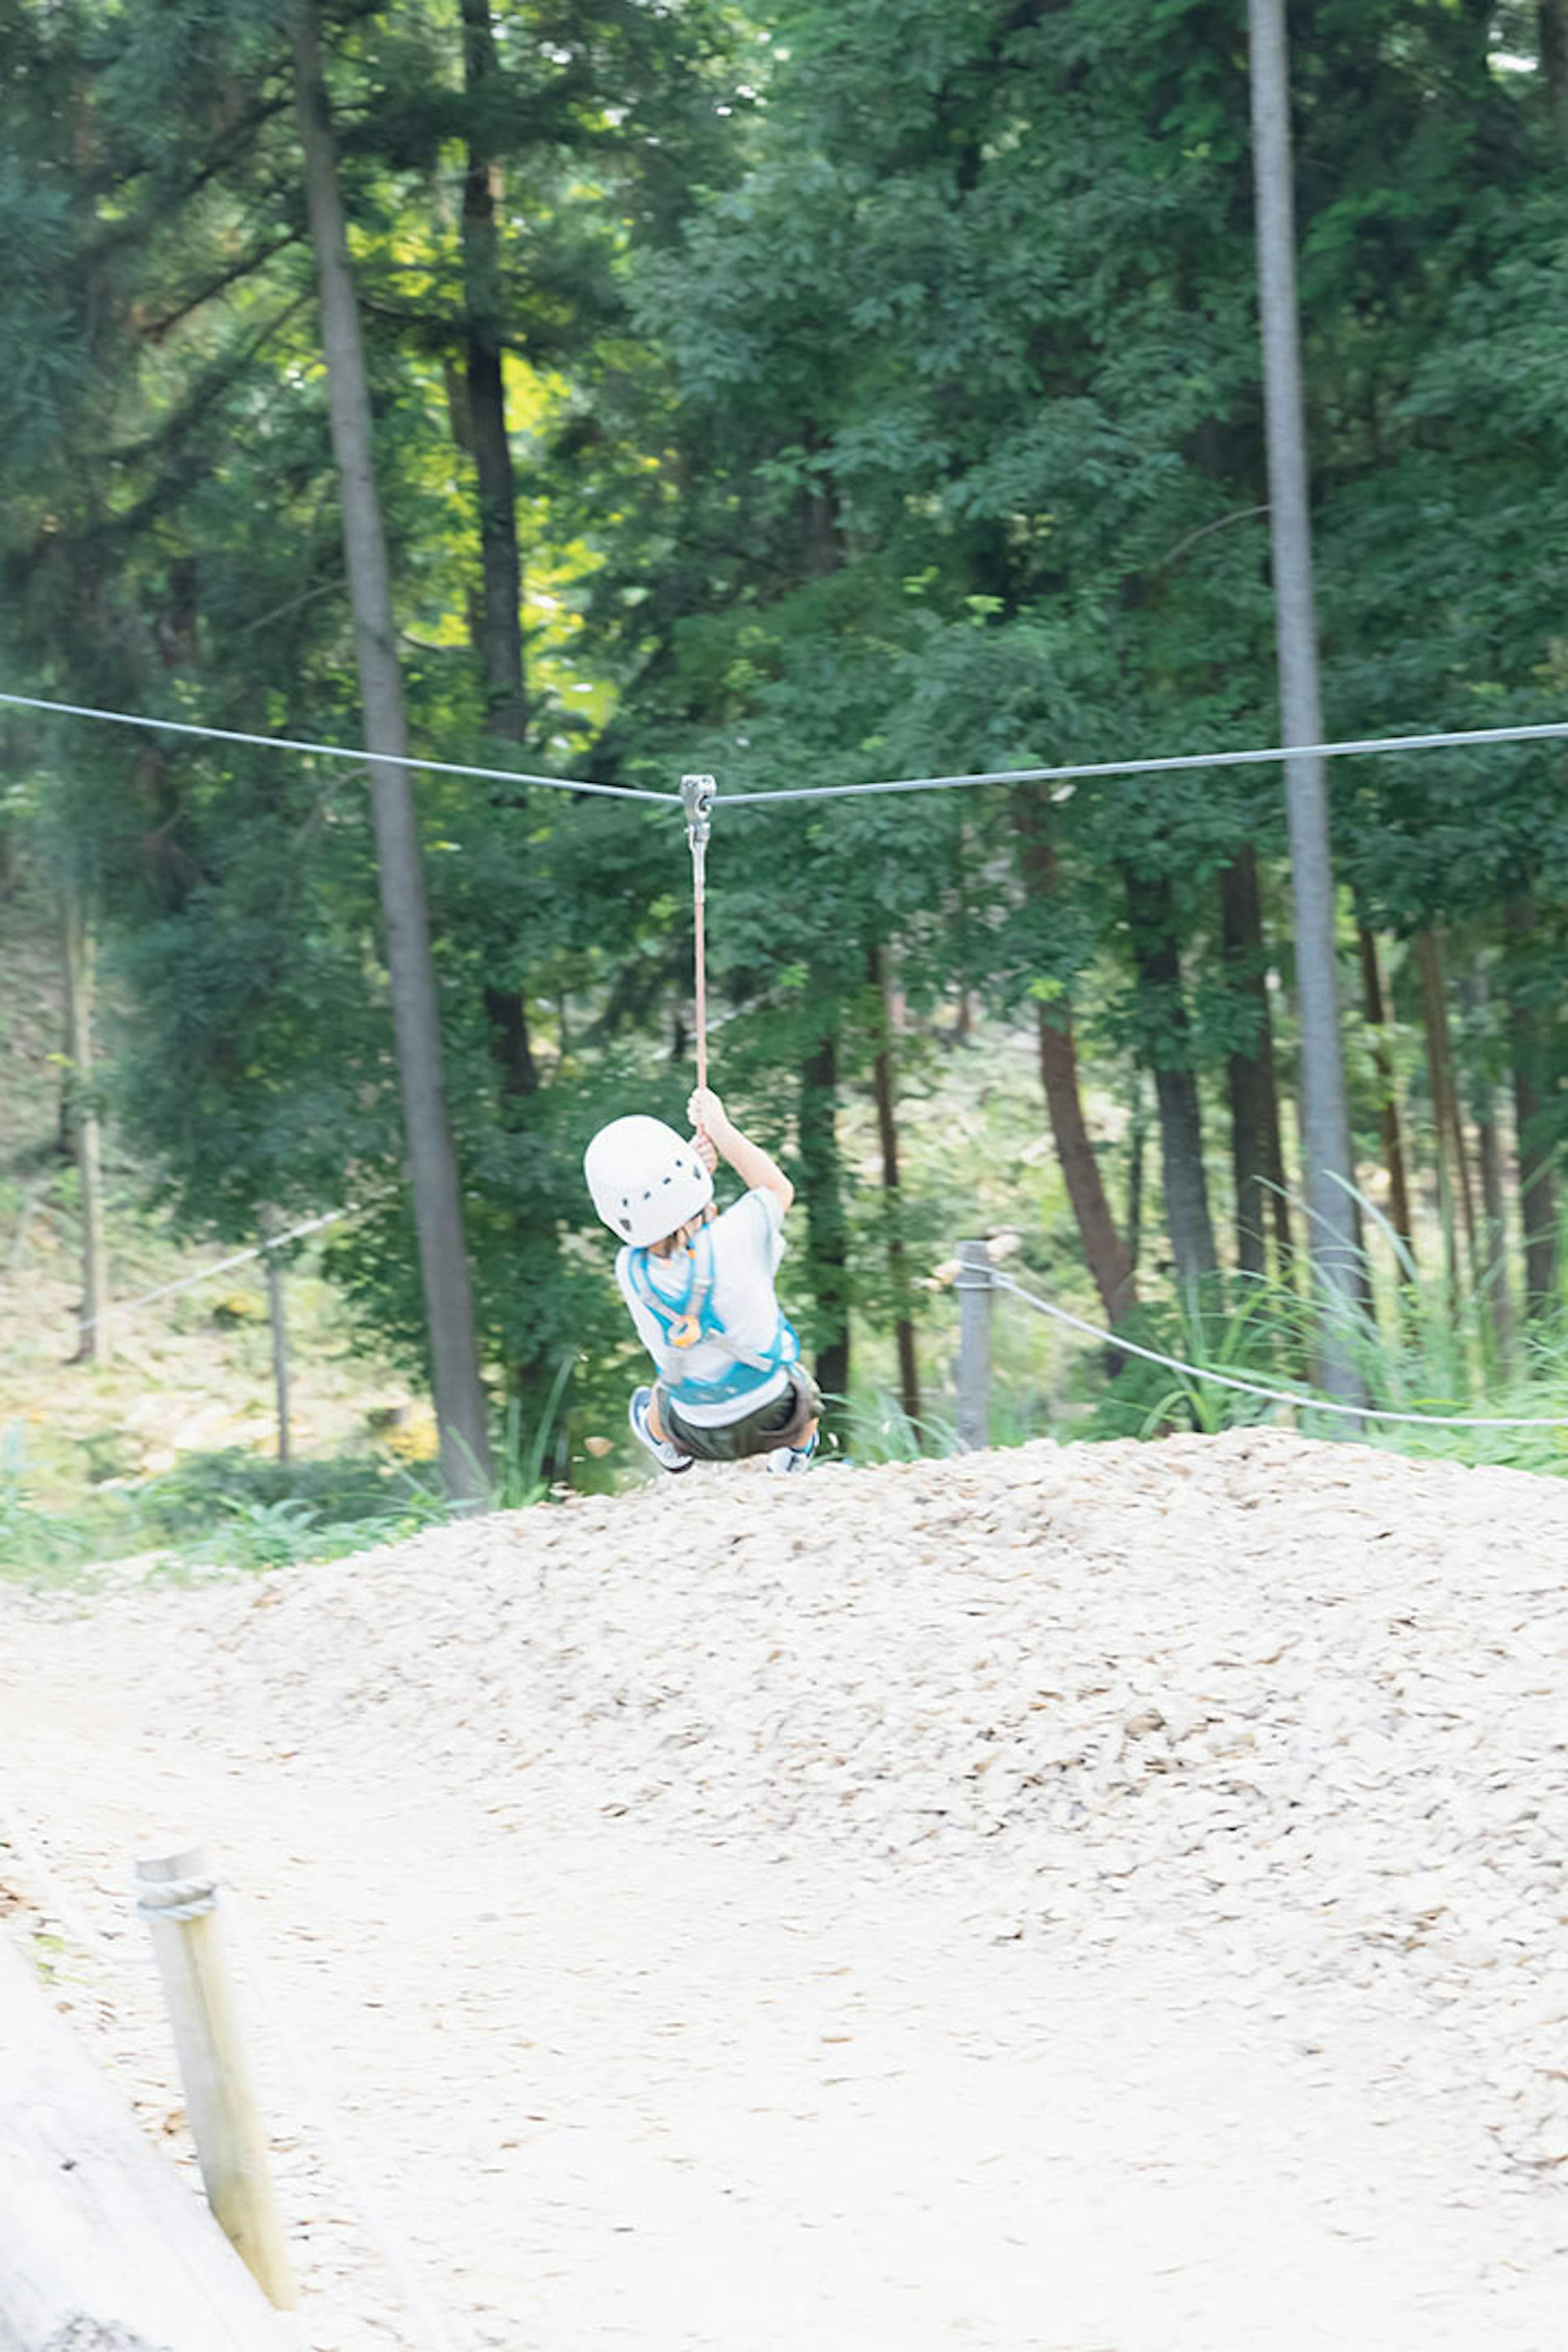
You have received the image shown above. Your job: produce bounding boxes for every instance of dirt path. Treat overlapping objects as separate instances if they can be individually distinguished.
[4,1429,1567,2350]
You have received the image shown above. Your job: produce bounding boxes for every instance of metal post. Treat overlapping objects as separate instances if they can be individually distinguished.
[954,1238,992,1452]
[136,1846,297,2311]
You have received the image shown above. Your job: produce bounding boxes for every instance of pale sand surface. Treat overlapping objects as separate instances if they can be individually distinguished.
[3,1428,1566,2349]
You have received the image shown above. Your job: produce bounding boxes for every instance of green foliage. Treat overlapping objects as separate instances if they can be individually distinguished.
[2,0,1565,1506]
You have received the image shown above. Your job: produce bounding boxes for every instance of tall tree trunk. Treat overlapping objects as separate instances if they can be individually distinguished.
[868,945,921,1432]
[1012,795,1137,1323]
[1123,868,1219,1286]
[60,888,109,1363]
[1249,0,1361,1401]
[1357,927,1414,1258]
[1035,1008,1139,1325]
[798,1033,850,1412]
[1503,893,1561,1316]
[459,0,527,741]
[1414,930,1479,1296]
[1543,0,1568,150]
[1218,847,1285,1280]
[456,0,547,1106]
[294,1,491,1501]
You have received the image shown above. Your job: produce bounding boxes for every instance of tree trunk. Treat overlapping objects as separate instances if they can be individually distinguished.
[1357,927,1414,1258]
[1413,930,1479,1301]
[1249,0,1361,1401]
[799,1033,850,1410]
[868,945,921,1431]
[455,0,550,1109]
[1218,847,1280,1280]
[1503,893,1560,1316]
[1543,0,1568,150]
[459,0,527,741]
[1123,867,1219,1285]
[294,0,491,1500]
[1035,1007,1139,1324]
[1011,793,1137,1323]
[61,886,110,1363]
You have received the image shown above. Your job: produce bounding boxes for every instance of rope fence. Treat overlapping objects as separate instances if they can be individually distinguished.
[76,1197,384,1337]
[951,1241,1568,1446]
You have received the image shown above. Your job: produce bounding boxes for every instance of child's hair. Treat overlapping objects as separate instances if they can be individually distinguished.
[648,1204,716,1259]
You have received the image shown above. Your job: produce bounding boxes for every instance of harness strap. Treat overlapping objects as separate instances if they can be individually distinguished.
[626,1226,797,1398]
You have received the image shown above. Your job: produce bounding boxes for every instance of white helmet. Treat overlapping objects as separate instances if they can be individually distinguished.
[584,1115,714,1245]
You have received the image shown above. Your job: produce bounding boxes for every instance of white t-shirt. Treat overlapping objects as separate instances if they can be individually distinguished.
[616,1187,789,1426]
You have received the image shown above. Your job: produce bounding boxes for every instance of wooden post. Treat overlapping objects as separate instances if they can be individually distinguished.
[955,1238,992,1453]
[0,1931,293,2350]
[62,885,111,1364]
[134,1848,296,2312]
[261,1214,292,1465]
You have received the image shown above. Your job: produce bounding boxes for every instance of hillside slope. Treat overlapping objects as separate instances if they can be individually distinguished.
[2,1430,1566,2349]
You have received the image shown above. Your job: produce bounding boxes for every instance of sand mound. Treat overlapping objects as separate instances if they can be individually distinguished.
[3,1428,1566,2348]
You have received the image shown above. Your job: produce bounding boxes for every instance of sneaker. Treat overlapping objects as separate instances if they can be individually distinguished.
[766,1431,819,1477]
[629,1386,693,1474]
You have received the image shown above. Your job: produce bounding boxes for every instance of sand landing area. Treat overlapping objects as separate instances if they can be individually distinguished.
[3,1428,1566,2349]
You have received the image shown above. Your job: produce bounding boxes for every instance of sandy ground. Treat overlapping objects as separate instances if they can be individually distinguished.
[3,1426,1567,2351]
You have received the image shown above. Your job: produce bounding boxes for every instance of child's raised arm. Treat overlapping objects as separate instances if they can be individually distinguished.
[688,1087,794,1214]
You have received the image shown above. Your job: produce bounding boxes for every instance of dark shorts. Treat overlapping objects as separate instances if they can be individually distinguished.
[657,1362,822,1462]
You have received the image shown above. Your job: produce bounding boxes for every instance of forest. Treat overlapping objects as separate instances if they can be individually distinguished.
[3,0,1567,1548]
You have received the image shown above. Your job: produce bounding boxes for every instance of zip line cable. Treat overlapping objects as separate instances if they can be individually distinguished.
[0,687,673,805]
[988,1270,1568,1431]
[717,716,1568,807]
[6,684,1568,819]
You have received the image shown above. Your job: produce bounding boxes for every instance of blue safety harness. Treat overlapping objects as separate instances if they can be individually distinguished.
[621,1223,799,1411]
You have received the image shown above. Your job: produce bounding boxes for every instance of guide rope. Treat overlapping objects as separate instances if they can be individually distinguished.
[75,1197,383,1336]
[988,1269,1568,1430]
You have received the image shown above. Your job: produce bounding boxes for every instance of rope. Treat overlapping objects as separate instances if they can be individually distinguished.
[76,1198,382,1335]
[0,686,673,805]
[681,774,716,1096]
[718,716,1568,807]
[135,1870,220,1923]
[987,1270,1568,1431]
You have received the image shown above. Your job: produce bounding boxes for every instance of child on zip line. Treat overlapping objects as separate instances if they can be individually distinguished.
[584,1084,822,1476]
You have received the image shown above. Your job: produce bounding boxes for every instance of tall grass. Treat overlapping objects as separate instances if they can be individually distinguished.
[1086,1186,1568,1476]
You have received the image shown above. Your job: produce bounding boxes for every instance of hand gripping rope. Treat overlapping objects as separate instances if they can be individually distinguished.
[681,772,717,1095]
